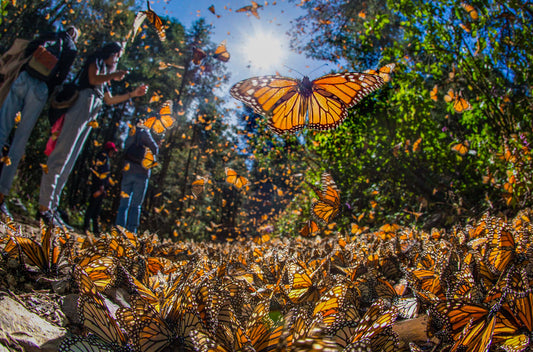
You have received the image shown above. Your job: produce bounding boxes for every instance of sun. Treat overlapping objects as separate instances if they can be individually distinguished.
[242,31,285,70]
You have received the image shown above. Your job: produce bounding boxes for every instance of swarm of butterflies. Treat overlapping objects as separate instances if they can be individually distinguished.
[1,203,532,352]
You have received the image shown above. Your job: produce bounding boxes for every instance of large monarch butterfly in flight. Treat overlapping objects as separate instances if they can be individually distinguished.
[131,0,166,42]
[230,64,395,135]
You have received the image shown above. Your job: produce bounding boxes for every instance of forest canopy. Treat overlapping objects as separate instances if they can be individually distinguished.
[0,0,531,240]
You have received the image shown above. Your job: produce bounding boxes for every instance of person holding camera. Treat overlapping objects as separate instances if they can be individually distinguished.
[37,42,147,227]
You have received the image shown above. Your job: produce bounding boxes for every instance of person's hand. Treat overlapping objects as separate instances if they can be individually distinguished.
[131,84,148,97]
[113,70,128,81]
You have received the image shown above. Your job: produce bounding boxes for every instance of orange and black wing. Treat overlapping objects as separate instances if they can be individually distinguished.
[308,71,386,131]
[230,75,305,134]
[144,100,174,134]
[213,40,230,62]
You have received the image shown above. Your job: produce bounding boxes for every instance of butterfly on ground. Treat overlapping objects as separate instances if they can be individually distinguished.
[236,1,263,19]
[444,89,472,113]
[143,100,175,134]
[225,167,249,189]
[131,0,166,42]
[311,173,341,225]
[213,40,230,62]
[191,176,209,199]
[230,64,395,135]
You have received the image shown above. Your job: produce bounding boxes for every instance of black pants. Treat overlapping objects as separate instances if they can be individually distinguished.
[84,193,104,235]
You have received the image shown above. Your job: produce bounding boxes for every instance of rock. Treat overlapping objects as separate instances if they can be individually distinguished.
[0,296,66,352]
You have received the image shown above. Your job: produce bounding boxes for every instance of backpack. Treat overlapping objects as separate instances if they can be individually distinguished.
[0,38,30,105]
[26,35,63,81]
[124,131,146,164]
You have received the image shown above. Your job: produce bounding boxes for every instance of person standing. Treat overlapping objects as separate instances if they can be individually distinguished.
[115,123,158,233]
[37,42,147,226]
[83,141,117,235]
[0,26,79,219]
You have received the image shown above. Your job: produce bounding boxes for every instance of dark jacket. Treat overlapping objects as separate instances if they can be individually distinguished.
[24,30,77,90]
[124,127,158,177]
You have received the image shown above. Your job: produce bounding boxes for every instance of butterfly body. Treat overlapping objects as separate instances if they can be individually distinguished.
[230,64,394,135]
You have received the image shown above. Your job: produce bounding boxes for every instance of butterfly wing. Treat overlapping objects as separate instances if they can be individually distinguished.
[230,75,309,134]
[213,40,230,62]
[363,63,396,83]
[307,72,385,131]
[192,176,208,199]
[193,47,207,64]
[142,149,157,170]
[145,100,174,134]
[144,9,166,41]
[131,12,147,43]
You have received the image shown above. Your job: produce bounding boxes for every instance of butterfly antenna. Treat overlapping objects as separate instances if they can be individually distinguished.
[309,63,329,75]
[283,64,304,77]
[146,0,151,10]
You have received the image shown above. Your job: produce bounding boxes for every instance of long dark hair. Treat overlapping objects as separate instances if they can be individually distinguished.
[84,41,123,66]
[78,42,123,87]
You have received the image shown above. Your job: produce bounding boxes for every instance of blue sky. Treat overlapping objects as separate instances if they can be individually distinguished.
[149,0,340,88]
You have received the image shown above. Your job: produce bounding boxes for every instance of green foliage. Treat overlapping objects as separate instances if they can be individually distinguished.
[280,0,533,232]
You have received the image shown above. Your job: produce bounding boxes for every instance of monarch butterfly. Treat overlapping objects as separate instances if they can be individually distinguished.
[213,40,230,62]
[283,261,318,303]
[192,176,209,199]
[444,89,472,113]
[311,173,341,225]
[0,155,11,166]
[230,64,394,135]
[430,300,517,352]
[12,225,61,274]
[451,141,470,155]
[208,4,221,18]
[330,299,398,349]
[236,1,262,19]
[90,168,110,180]
[504,267,533,331]
[312,284,347,325]
[192,47,207,65]
[78,293,130,350]
[299,220,320,237]
[142,148,158,170]
[132,0,166,42]
[143,100,175,134]
[225,167,248,189]
[363,63,395,83]
[461,2,479,20]
[430,85,438,101]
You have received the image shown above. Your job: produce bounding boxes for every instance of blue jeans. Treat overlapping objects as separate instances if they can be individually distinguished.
[115,172,149,233]
[0,71,48,195]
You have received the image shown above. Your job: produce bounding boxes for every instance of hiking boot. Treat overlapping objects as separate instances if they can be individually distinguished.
[37,210,62,227]
[0,201,12,220]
